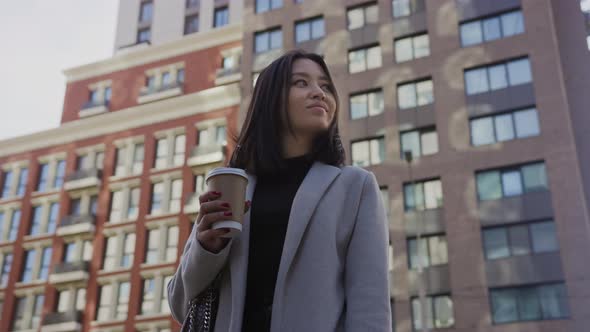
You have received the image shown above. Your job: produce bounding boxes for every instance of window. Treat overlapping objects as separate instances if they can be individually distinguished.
[476,162,548,201]
[170,179,183,213]
[139,1,153,23]
[104,87,112,103]
[408,234,448,269]
[146,224,179,264]
[460,10,525,47]
[52,160,66,189]
[411,295,454,330]
[162,72,171,87]
[347,2,378,30]
[348,45,382,73]
[214,7,229,28]
[155,138,168,169]
[403,179,442,211]
[21,249,36,282]
[392,0,423,18]
[350,89,384,119]
[109,188,139,223]
[295,17,325,43]
[57,288,86,313]
[483,220,559,260]
[140,274,174,315]
[194,174,206,194]
[20,246,51,282]
[256,0,282,13]
[77,151,104,171]
[1,170,13,198]
[63,239,92,263]
[141,277,156,314]
[103,233,136,270]
[114,141,145,177]
[397,79,433,109]
[138,28,151,43]
[174,134,186,166]
[97,284,112,321]
[255,28,282,53]
[150,178,183,215]
[216,125,227,145]
[128,187,140,220]
[470,108,540,146]
[1,252,13,286]
[184,14,199,34]
[96,281,131,321]
[29,205,43,236]
[490,283,569,323]
[351,137,385,167]
[154,133,186,169]
[122,233,135,268]
[465,58,532,95]
[32,163,51,191]
[400,128,439,159]
[29,202,58,236]
[39,247,52,280]
[395,33,430,62]
[151,182,164,215]
[12,296,27,331]
[17,167,28,196]
[177,68,185,84]
[133,143,145,174]
[8,209,21,241]
[145,229,160,264]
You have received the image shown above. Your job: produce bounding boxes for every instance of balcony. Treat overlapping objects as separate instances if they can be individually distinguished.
[48,261,90,284]
[79,100,109,118]
[187,144,225,166]
[137,82,183,104]
[41,311,83,332]
[215,67,241,86]
[64,168,102,191]
[57,214,96,237]
[184,192,203,214]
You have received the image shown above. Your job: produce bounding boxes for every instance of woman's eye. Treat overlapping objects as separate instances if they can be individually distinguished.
[321,84,331,92]
[294,80,307,87]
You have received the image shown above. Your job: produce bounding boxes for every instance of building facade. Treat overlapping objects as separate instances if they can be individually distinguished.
[1,0,590,332]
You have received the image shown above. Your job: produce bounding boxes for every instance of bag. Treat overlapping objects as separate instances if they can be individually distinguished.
[181,275,222,332]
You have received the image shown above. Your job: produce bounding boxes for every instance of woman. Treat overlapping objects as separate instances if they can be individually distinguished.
[168,50,391,331]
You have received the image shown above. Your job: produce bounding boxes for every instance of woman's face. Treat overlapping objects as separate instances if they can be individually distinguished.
[286,58,337,139]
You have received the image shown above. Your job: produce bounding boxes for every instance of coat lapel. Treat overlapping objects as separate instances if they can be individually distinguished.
[271,162,341,330]
[228,173,256,331]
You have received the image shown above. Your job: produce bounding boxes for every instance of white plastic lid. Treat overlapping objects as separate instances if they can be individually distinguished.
[206,167,248,184]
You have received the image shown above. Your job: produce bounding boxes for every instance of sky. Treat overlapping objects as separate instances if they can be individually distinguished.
[0,0,119,140]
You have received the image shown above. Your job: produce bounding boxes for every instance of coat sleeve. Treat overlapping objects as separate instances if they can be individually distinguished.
[167,223,233,323]
[345,171,392,331]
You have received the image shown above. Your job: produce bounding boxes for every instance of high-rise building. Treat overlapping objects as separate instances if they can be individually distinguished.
[0,1,243,331]
[1,0,590,332]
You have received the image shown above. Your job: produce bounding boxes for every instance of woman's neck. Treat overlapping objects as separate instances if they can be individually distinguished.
[282,133,312,158]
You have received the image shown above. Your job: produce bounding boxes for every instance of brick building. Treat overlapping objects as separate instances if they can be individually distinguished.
[1,0,590,332]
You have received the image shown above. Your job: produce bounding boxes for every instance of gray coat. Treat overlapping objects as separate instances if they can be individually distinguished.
[168,162,392,332]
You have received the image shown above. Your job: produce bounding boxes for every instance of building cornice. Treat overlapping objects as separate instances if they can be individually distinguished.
[0,83,240,158]
[63,23,243,83]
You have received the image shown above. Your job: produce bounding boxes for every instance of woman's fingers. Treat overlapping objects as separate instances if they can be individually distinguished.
[197,210,233,232]
[244,200,251,213]
[198,190,222,204]
[199,228,230,241]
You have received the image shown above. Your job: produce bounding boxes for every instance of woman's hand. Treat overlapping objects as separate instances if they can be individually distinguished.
[196,191,251,254]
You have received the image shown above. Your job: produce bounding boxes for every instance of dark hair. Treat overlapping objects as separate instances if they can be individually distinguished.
[228,50,345,175]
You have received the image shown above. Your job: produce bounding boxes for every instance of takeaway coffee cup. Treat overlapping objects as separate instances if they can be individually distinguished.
[205,167,249,238]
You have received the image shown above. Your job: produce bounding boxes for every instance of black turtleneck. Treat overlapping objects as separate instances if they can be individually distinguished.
[242,154,314,332]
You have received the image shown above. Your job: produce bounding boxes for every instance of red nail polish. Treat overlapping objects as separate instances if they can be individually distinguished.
[224,211,233,216]
[213,191,222,195]
[221,203,230,208]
